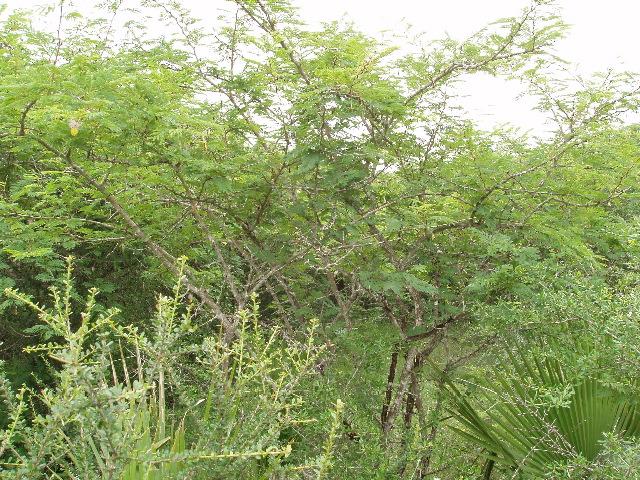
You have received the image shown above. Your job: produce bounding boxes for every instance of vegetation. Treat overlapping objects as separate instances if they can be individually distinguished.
[1,0,639,478]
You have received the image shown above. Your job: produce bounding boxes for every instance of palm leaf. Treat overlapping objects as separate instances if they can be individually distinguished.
[441,349,640,477]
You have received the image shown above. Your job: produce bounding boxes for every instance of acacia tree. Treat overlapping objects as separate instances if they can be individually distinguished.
[1,1,640,477]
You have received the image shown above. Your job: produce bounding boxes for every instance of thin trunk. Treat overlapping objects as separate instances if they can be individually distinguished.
[381,344,400,432]
[414,388,444,479]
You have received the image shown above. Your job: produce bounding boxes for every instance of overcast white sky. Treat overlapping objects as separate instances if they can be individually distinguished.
[6,0,640,135]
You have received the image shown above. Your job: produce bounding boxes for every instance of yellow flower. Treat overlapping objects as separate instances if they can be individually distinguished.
[68,119,80,136]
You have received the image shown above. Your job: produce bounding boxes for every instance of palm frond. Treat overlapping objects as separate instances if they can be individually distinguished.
[441,349,640,477]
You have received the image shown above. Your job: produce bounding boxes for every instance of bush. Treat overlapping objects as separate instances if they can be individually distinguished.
[0,259,338,479]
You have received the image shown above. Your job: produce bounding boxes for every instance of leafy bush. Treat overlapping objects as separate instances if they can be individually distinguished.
[0,259,337,479]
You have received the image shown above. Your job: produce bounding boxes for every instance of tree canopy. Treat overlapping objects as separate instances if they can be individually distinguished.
[1,1,640,478]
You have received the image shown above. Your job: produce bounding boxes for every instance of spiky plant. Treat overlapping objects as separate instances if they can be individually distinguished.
[443,350,640,478]
[0,259,327,478]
